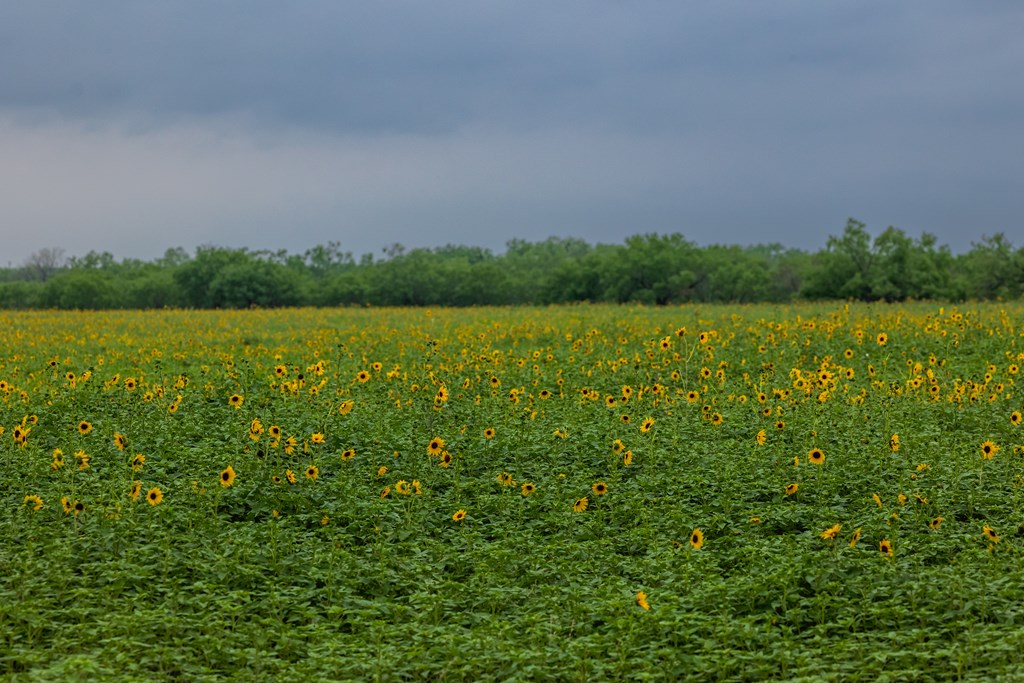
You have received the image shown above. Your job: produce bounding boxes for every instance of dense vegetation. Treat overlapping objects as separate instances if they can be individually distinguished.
[3,303,1024,681]
[3,220,1022,309]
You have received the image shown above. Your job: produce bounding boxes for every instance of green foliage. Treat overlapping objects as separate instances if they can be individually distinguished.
[3,222,1023,309]
[3,303,1024,681]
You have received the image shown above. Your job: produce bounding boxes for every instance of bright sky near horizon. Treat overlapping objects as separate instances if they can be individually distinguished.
[1,1,1022,267]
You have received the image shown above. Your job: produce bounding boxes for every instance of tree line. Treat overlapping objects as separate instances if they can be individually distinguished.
[1,220,1022,309]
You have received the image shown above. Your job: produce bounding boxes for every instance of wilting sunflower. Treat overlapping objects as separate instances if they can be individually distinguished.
[980,440,999,459]
[872,492,883,507]
[636,591,651,611]
[452,509,466,522]
[427,437,445,456]
[848,527,862,548]
[573,497,589,512]
[890,433,900,452]
[146,487,163,506]
[592,482,609,496]
[689,528,705,550]
[73,500,84,516]
[808,448,825,465]
[77,420,93,435]
[220,465,237,487]
[521,482,536,496]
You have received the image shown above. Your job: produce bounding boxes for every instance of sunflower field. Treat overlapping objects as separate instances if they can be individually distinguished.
[3,303,1024,681]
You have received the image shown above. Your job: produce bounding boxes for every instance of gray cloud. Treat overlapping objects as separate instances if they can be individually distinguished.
[1,1,1022,265]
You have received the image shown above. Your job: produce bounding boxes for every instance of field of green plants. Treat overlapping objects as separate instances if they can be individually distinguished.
[3,303,1024,681]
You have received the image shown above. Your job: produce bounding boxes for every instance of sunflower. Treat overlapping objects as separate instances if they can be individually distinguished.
[340,448,355,461]
[636,591,651,610]
[848,527,862,548]
[620,414,631,424]
[623,450,633,466]
[872,492,883,507]
[497,472,515,486]
[879,539,893,556]
[808,448,825,465]
[929,516,943,530]
[130,481,142,502]
[305,465,319,481]
[412,480,423,495]
[755,430,767,446]
[311,432,326,445]
[785,483,799,496]
[131,454,146,472]
[73,500,84,516]
[439,451,453,468]
[539,389,551,400]
[521,482,536,496]
[228,394,244,409]
[639,417,656,433]
[146,487,163,506]
[710,412,723,426]
[980,440,999,459]
[890,433,900,452]
[338,400,354,416]
[982,525,999,543]
[395,480,411,495]
[605,396,617,408]
[114,432,127,451]
[592,482,609,496]
[61,496,72,514]
[483,427,496,440]
[220,465,237,487]
[357,371,371,383]
[23,494,43,511]
[75,450,90,471]
[612,439,626,454]
[820,523,842,540]
[573,497,589,512]
[1011,411,1022,426]
[687,391,699,403]
[775,420,785,430]
[51,448,65,470]
[689,528,704,550]
[271,475,283,485]
[77,420,93,435]
[877,333,888,346]
[427,437,445,456]
[452,509,466,522]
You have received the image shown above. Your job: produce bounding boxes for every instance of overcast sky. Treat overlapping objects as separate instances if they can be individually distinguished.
[2,1,1021,266]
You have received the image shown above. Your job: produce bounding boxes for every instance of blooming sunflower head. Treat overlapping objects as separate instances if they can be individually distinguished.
[77,420,92,435]
[573,497,589,513]
[452,509,466,522]
[228,394,244,409]
[220,465,237,487]
[689,528,704,550]
[592,482,609,496]
[427,437,445,456]
[808,448,825,465]
[146,487,163,506]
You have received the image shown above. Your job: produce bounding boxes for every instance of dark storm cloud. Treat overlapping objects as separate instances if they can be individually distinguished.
[1,1,1022,264]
